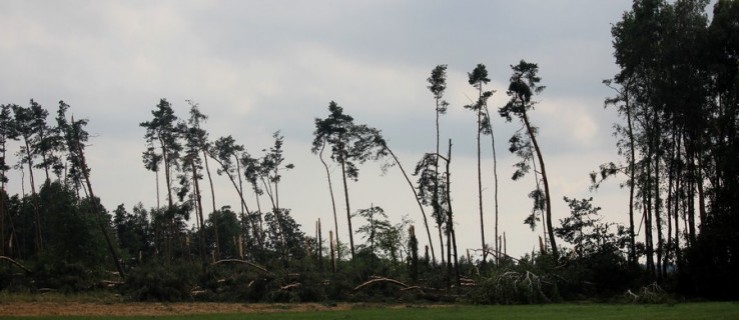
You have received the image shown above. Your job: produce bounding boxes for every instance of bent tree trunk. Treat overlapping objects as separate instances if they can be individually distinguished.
[73,128,125,279]
[381,143,436,265]
[521,111,557,257]
[319,143,341,261]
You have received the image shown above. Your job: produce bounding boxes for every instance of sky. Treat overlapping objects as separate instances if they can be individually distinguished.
[0,0,635,260]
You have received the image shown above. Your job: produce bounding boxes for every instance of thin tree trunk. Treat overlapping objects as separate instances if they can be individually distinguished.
[329,230,336,272]
[484,106,500,264]
[203,149,221,261]
[340,157,355,259]
[274,168,280,211]
[72,124,125,279]
[434,97,445,266]
[319,143,341,261]
[644,155,655,277]
[653,108,665,280]
[191,161,207,268]
[521,110,557,257]
[445,139,460,290]
[626,95,637,266]
[381,143,436,265]
[1,137,6,256]
[476,95,486,264]
[22,140,42,252]
[209,156,255,252]
[317,218,323,272]
[688,152,698,245]
[155,169,160,209]
[674,138,682,264]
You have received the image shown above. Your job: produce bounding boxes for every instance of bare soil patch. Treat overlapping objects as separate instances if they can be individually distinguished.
[0,301,355,317]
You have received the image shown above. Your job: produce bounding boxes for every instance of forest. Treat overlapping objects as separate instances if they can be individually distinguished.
[0,0,737,303]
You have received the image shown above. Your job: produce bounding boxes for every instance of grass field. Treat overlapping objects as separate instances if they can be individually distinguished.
[2,302,738,320]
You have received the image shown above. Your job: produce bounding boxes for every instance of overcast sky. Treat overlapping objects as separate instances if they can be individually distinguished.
[1,0,635,259]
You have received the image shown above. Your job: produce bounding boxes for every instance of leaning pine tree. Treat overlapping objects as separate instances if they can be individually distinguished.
[499,60,558,257]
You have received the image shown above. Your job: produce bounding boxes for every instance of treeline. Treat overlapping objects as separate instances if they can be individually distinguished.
[594,0,738,299]
[0,0,737,303]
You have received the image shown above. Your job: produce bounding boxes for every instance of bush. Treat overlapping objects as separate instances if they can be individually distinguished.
[123,261,198,301]
[33,260,98,293]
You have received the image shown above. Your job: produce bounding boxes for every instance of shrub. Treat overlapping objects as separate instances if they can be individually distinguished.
[123,262,198,301]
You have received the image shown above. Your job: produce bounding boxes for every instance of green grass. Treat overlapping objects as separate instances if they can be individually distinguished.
[3,303,739,320]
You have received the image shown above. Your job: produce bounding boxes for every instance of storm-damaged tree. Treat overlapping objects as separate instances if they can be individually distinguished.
[181,102,210,266]
[62,108,126,278]
[590,80,639,266]
[499,60,558,257]
[259,131,294,212]
[426,64,449,264]
[464,64,494,264]
[140,98,184,261]
[11,103,45,251]
[314,138,341,263]
[312,101,387,259]
[481,80,502,264]
[55,102,82,193]
[210,135,253,256]
[241,152,265,243]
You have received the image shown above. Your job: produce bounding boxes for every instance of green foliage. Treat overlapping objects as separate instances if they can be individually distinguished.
[123,261,199,301]
[413,153,448,227]
[427,64,449,114]
[32,258,99,293]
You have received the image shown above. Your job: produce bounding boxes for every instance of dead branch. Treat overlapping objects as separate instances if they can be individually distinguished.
[354,277,409,291]
[469,248,520,262]
[100,280,124,288]
[212,259,272,275]
[400,286,423,291]
[280,282,302,291]
[0,256,31,273]
[191,290,208,296]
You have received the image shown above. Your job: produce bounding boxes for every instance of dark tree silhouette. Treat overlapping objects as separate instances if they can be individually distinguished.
[312,101,386,259]
[464,64,494,264]
[500,60,557,257]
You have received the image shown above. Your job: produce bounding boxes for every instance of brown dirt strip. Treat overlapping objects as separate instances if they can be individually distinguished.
[0,302,357,317]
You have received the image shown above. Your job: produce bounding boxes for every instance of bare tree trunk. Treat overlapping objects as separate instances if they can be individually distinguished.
[319,143,341,261]
[626,96,637,266]
[155,169,160,209]
[329,230,336,272]
[191,161,207,268]
[483,106,500,264]
[72,124,125,279]
[317,218,323,272]
[654,114,664,280]
[339,155,355,259]
[445,139,460,290]
[201,149,221,260]
[476,98,486,264]
[209,155,256,253]
[22,140,42,252]
[380,143,436,265]
[434,97,445,266]
[644,156,656,277]
[521,110,557,257]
